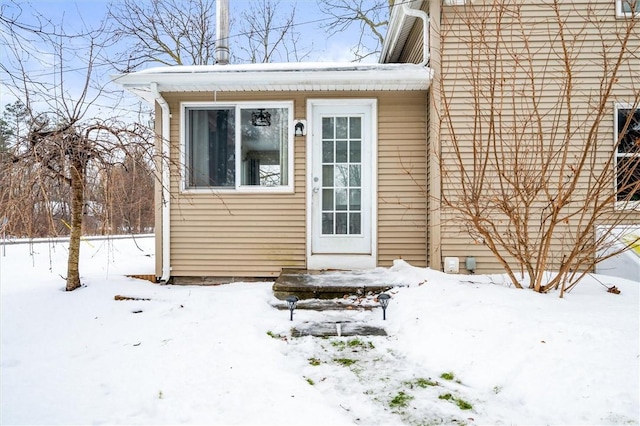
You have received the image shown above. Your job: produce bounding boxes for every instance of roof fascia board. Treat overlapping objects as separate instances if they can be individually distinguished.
[113,64,431,102]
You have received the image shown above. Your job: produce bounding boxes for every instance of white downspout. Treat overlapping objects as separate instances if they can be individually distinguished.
[402,3,430,66]
[150,82,171,283]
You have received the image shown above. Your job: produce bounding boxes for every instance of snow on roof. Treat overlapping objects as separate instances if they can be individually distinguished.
[111,61,432,102]
[132,62,420,74]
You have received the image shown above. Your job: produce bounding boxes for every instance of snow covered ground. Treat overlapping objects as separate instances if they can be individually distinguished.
[1,236,638,425]
[596,226,640,282]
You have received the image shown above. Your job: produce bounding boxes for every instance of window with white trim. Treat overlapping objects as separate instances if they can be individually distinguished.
[616,0,639,17]
[615,105,640,205]
[183,102,293,191]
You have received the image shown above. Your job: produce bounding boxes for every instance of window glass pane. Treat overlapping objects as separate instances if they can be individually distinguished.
[322,165,334,187]
[336,117,348,139]
[349,165,361,187]
[335,165,348,187]
[322,117,334,139]
[349,189,361,210]
[349,117,361,139]
[187,108,235,188]
[322,189,334,211]
[616,107,640,203]
[349,213,361,234]
[240,108,288,186]
[322,140,334,163]
[322,213,334,235]
[617,156,640,202]
[335,188,348,211]
[336,141,348,162]
[349,140,361,163]
[621,0,639,13]
[336,212,348,234]
[618,108,640,153]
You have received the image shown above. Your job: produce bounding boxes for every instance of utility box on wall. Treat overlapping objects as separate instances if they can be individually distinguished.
[465,256,477,274]
[443,257,459,274]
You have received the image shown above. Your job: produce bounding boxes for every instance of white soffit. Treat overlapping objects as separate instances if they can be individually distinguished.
[112,62,432,102]
[380,0,424,64]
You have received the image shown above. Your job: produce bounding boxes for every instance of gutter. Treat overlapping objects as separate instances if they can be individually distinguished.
[150,82,171,283]
[401,3,430,67]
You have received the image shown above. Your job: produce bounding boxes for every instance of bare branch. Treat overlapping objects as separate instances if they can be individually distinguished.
[107,0,217,70]
[318,0,389,61]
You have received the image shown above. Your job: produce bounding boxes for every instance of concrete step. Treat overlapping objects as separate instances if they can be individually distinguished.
[272,297,378,311]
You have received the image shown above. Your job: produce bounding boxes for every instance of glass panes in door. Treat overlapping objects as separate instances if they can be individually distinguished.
[321,116,362,235]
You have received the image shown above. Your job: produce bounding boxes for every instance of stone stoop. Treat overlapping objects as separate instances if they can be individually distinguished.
[272,269,396,337]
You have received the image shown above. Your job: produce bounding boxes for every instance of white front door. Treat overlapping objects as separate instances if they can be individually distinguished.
[307,100,377,270]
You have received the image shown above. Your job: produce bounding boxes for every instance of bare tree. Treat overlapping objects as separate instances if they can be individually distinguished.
[1,11,155,291]
[318,0,390,61]
[94,147,155,235]
[235,0,311,63]
[107,0,217,70]
[108,0,309,67]
[436,0,640,295]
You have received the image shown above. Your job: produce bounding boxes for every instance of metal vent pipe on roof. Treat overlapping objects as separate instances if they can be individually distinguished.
[216,0,230,65]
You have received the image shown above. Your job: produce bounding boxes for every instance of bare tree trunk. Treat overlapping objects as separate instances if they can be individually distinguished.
[66,160,84,291]
[2,9,157,292]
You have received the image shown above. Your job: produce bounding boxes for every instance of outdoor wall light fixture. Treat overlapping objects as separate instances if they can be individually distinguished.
[251,109,271,126]
[285,296,299,321]
[378,293,391,320]
[294,119,306,136]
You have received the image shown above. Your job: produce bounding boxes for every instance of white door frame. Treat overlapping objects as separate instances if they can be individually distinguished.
[306,98,377,270]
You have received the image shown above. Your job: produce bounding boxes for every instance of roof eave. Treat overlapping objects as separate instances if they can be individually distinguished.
[113,65,432,103]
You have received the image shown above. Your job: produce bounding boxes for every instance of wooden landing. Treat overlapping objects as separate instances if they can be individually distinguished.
[272,268,396,300]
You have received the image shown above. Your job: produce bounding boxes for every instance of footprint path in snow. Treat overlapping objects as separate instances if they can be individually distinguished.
[281,334,481,425]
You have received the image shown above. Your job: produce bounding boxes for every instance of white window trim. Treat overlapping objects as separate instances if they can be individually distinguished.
[616,0,639,18]
[180,101,294,194]
[443,0,471,5]
[614,102,640,211]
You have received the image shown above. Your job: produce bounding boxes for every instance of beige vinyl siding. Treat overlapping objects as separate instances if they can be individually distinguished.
[164,92,303,278]
[378,92,428,266]
[435,0,640,274]
[161,91,427,278]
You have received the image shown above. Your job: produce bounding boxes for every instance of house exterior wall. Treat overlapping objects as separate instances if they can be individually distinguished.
[395,0,639,274]
[159,90,427,279]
